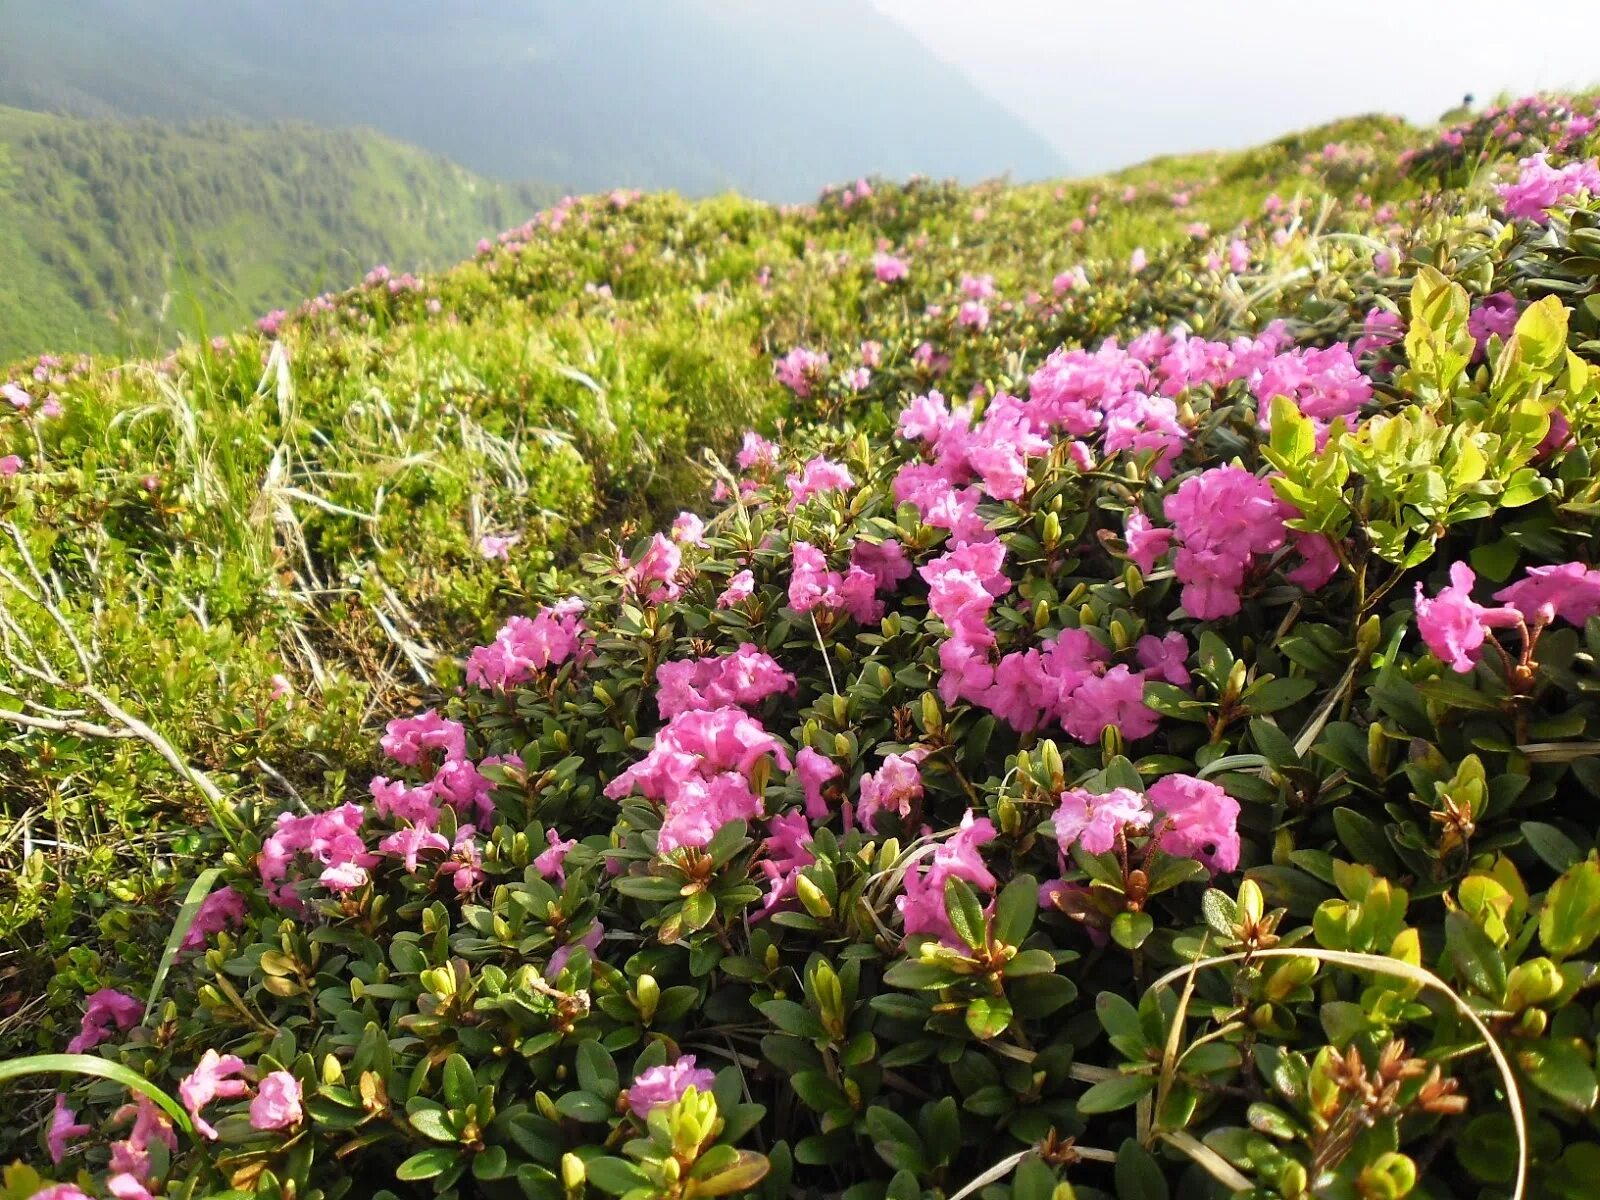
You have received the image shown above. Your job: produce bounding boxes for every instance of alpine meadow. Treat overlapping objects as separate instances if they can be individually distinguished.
[2,37,1600,1200]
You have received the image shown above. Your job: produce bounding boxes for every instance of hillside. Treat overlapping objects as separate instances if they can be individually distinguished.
[4,95,1600,1198]
[0,0,1067,199]
[0,107,551,360]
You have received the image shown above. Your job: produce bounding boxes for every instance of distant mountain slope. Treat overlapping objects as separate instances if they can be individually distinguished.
[0,108,548,359]
[0,0,1066,198]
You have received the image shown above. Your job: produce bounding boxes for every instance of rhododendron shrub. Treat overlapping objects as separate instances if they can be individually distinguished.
[14,101,1600,1200]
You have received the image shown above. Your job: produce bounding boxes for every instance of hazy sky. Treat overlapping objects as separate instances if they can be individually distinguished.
[871,0,1600,173]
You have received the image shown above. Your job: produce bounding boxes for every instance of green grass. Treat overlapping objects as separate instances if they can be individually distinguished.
[0,106,553,360]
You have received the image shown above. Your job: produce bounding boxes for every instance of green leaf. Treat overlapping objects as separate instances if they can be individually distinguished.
[406,1104,457,1143]
[1077,1072,1157,1113]
[396,1147,459,1181]
[1110,910,1154,950]
[1541,859,1600,959]
[1523,822,1583,872]
[576,1039,619,1098]
[441,1053,475,1110]
[943,876,989,951]
[964,996,1013,1041]
[993,874,1038,947]
[585,1157,649,1195]
[1244,676,1316,714]
[1445,910,1506,998]
[1455,1113,1520,1182]
[1332,808,1401,876]
[689,1149,771,1196]
[1520,1040,1599,1112]
[1114,1137,1170,1200]
[144,867,223,1022]
[0,1054,191,1133]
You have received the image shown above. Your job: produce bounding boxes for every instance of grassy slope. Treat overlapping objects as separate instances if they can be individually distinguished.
[11,97,1594,1117]
[0,106,552,360]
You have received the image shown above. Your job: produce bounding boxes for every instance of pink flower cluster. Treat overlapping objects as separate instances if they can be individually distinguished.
[1054,774,1241,873]
[627,1056,716,1119]
[1497,153,1600,223]
[1416,561,1600,673]
[1162,465,1334,618]
[466,599,586,689]
[774,347,830,397]
[788,540,908,624]
[605,706,793,853]
[179,1050,303,1140]
[786,455,855,509]
[656,645,796,718]
[898,811,998,945]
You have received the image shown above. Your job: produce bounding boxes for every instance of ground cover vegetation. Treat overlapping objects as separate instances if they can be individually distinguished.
[4,93,1600,1200]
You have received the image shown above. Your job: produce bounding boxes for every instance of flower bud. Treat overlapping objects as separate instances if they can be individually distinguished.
[561,1153,586,1193]
[797,875,834,919]
[635,973,660,1022]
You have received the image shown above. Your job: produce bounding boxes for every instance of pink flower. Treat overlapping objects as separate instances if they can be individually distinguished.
[180,1049,251,1140]
[48,1095,90,1164]
[534,828,577,883]
[737,432,779,472]
[106,1094,175,1183]
[1352,308,1404,360]
[628,533,684,603]
[2,383,31,409]
[671,512,707,546]
[249,1071,303,1131]
[957,300,990,330]
[0,455,22,476]
[66,988,143,1054]
[1498,153,1600,223]
[655,645,796,718]
[477,533,519,560]
[1286,533,1340,591]
[1136,633,1191,686]
[1054,788,1152,855]
[850,539,911,593]
[717,570,755,608]
[1469,292,1520,357]
[898,811,998,944]
[873,253,909,282]
[786,456,855,509]
[258,802,377,908]
[378,824,449,872]
[606,707,791,853]
[1128,247,1148,274]
[774,347,830,397]
[1166,466,1291,618]
[181,885,247,950]
[381,709,466,766]
[1063,665,1159,744]
[1124,511,1175,574]
[268,673,294,704]
[547,921,604,978]
[1414,562,1521,673]
[24,1187,91,1200]
[757,809,816,911]
[466,602,587,690]
[627,1057,717,1119]
[1494,562,1600,627]
[1149,774,1241,872]
[858,750,925,832]
[794,748,842,820]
